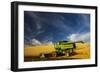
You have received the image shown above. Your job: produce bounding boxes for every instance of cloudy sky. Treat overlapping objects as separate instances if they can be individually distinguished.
[24,11,90,45]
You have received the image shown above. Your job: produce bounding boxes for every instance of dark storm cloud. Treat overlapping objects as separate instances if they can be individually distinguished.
[24,11,90,45]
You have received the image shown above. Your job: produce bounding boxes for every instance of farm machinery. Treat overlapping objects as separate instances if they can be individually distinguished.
[39,41,76,60]
[54,41,76,56]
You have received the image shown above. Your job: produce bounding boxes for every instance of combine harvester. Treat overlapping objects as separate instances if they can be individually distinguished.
[54,41,76,56]
[40,41,76,59]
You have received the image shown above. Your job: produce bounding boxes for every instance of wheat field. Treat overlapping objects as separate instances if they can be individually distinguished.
[24,43,90,61]
[69,43,90,59]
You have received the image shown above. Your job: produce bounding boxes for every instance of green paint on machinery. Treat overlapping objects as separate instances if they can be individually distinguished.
[54,41,76,56]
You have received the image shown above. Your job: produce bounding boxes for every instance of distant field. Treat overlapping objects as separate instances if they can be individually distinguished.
[24,43,90,62]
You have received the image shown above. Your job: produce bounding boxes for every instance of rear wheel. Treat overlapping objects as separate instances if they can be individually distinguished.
[65,49,70,56]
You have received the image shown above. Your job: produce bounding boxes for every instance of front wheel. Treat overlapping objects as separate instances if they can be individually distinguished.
[65,49,70,56]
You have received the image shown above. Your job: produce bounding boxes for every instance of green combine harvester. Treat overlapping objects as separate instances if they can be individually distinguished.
[54,41,76,56]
